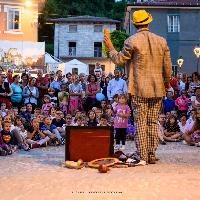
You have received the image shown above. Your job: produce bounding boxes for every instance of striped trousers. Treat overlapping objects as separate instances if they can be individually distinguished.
[132,96,162,162]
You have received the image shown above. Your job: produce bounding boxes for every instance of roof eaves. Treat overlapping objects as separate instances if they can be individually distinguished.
[127,2,200,7]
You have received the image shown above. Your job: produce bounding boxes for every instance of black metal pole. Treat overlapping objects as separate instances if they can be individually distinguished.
[197,57,200,73]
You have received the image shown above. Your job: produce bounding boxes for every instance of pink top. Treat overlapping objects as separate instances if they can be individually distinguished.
[175,96,189,111]
[88,83,99,99]
[114,104,131,128]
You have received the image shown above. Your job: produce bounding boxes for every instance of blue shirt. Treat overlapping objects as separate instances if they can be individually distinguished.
[10,83,22,103]
[164,98,175,114]
[107,78,128,100]
[41,124,57,132]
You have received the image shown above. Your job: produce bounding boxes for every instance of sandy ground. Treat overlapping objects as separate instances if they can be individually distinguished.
[0,141,200,200]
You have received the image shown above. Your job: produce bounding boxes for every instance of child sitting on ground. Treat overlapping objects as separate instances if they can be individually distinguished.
[73,116,84,126]
[164,115,181,142]
[19,106,28,122]
[13,116,30,151]
[74,110,82,121]
[4,115,16,132]
[98,114,109,126]
[178,114,187,135]
[64,114,73,127]
[0,102,8,117]
[0,121,17,155]
[87,110,98,127]
[11,107,19,120]
[186,109,196,126]
[106,104,114,126]
[41,116,65,145]
[94,108,103,123]
[158,113,167,145]
[52,109,66,137]
[164,91,175,114]
[81,112,88,126]
[32,108,41,119]
[183,109,200,146]
[101,100,107,114]
[49,107,56,119]
[27,118,50,149]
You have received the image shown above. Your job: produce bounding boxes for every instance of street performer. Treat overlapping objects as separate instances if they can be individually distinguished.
[104,10,172,165]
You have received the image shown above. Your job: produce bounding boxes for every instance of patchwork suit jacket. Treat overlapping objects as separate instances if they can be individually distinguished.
[109,28,172,98]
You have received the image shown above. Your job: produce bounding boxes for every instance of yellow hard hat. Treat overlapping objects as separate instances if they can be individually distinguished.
[132,10,153,25]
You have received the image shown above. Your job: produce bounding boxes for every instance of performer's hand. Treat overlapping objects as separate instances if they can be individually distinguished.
[104,35,114,51]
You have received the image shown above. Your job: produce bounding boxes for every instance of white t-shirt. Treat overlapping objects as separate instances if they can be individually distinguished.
[158,122,165,136]
[178,80,185,94]
[184,120,195,133]
[14,126,27,139]
[178,122,187,134]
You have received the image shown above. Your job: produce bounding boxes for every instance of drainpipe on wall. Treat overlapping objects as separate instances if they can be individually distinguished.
[57,24,60,59]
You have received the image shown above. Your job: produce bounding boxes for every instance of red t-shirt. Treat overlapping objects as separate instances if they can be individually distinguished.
[170,77,178,91]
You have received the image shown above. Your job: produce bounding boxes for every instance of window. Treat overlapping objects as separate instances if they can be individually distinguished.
[89,64,95,74]
[8,8,21,30]
[69,25,77,33]
[172,65,178,77]
[94,25,103,32]
[94,42,102,58]
[68,42,76,56]
[72,68,78,75]
[167,15,180,33]
[101,65,105,71]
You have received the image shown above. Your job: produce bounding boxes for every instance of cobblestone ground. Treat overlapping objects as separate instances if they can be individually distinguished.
[0,141,199,200]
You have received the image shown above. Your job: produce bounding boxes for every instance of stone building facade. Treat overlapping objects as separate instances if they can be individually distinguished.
[51,16,120,74]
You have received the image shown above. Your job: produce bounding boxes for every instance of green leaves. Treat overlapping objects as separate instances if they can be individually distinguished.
[110,30,129,52]
[102,30,129,59]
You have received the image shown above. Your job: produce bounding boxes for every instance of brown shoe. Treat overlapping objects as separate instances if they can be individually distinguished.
[148,158,156,164]
[155,157,160,161]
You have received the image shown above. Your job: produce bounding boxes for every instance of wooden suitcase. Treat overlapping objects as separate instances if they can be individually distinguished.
[65,126,114,162]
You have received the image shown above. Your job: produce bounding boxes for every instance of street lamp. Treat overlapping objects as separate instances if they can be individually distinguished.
[25,1,32,7]
[194,44,200,73]
[177,56,184,72]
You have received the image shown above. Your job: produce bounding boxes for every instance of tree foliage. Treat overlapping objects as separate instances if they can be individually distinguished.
[110,30,129,52]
